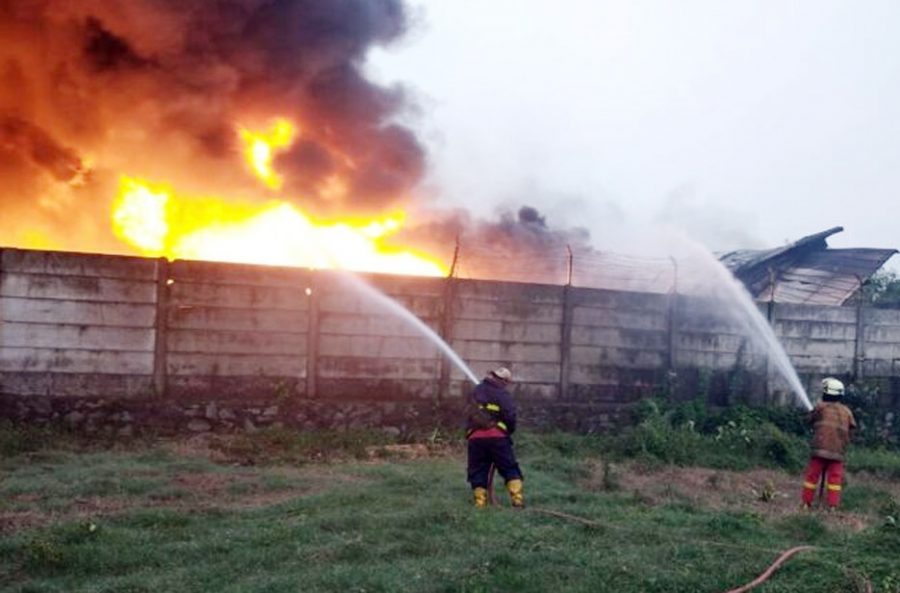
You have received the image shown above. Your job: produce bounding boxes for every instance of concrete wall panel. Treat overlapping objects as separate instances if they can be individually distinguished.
[455,279,564,303]
[449,361,560,384]
[167,329,307,355]
[864,343,900,360]
[317,291,440,319]
[167,306,307,332]
[169,282,307,311]
[452,319,561,343]
[780,337,855,358]
[790,355,855,374]
[316,378,436,400]
[674,350,740,370]
[570,326,667,349]
[2,297,156,327]
[572,307,667,331]
[318,334,438,359]
[571,345,665,369]
[318,313,430,337]
[167,353,305,376]
[456,298,563,323]
[1,249,157,279]
[452,340,560,364]
[1,322,154,351]
[775,304,857,323]
[1,273,157,303]
[776,320,857,340]
[570,287,668,312]
[0,347,153,374]
[0,372,154,398]
[317,357,439,380]
[676,332,748,353]
[170,260,310,287]
[167,375,304,399]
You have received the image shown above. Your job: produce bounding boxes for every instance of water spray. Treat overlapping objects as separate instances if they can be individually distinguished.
[666,232,813,411]
[332,271,480,385]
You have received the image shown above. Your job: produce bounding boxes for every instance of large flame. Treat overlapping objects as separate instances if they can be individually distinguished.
[111,182,445,277]
[106,117,446,276]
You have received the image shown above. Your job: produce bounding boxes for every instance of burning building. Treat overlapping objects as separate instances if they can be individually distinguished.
[0,0,455,275]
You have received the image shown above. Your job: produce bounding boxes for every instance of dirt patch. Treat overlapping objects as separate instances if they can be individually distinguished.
[364,443,433,460]
[585,460,898,530]
[160,433,232,463]
[0,466,356,534]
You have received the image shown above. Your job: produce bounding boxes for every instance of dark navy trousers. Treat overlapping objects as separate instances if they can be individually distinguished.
[467,437,523,488]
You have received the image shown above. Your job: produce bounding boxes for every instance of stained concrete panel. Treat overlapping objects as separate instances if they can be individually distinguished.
[167,328,307,355]
[168,282,307,311]
[167,306,308,332]
[1,322,154,351]
[1,249,157,279]
[1,297,156,327]
[0,347,154,374]
[166,353,305,376]
[1,273,157,304]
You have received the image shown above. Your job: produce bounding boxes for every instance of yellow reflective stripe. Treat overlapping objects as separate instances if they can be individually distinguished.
[484,403,501,412]
[803,482,818,490]
[496,421,508,431]
[826,484,842,491]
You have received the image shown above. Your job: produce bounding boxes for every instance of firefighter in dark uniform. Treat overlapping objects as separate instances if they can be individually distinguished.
[465,367,524,508]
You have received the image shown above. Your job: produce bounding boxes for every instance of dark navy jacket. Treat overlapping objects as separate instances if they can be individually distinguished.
[465,377,517,435]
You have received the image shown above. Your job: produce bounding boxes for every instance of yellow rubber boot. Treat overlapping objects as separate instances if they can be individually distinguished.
[473,487,488,508]
[506,479,525,508]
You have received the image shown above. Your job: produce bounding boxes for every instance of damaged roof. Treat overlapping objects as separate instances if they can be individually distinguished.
[719,226,897,306]
[455,226,895,305]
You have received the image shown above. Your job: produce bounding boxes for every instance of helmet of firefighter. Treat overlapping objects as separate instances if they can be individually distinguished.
[489,367,513,383]
[822,377,844,397]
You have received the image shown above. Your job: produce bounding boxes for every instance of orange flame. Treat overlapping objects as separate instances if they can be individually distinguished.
[238,118,297,190]
[111,176,446,276]
[109,117,446,276]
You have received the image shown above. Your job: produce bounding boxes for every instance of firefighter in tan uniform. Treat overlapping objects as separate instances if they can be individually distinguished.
[801,377,856,509]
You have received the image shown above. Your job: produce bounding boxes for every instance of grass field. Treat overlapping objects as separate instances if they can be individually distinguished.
[1,425,899,593]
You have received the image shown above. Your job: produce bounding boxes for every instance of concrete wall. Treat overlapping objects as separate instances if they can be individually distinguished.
[0,249,159,398]
[2,247,900,433]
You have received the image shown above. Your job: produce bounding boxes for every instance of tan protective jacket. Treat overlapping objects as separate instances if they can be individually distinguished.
[809,401,856,461]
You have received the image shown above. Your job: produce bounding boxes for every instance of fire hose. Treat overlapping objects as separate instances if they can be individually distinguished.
[531,507,815,593]
[488,468,818,593]
[720,546,814,593]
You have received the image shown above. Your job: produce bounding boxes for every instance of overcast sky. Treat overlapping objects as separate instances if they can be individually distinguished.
[368,0,900,270]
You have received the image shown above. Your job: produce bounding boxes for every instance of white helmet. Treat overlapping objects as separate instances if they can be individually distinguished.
[490,367,513,383]
[822,377,844,397]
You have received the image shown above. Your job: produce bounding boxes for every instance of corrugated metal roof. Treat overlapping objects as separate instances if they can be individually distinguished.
[720,227,897,305]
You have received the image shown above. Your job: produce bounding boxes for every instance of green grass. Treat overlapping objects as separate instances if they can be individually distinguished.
[0,427,898,593]
[848,447,900,479]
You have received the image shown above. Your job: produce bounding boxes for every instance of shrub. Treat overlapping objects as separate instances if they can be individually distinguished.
[844,381,900,449]
[607,399,806,470]
[0,421,72,457]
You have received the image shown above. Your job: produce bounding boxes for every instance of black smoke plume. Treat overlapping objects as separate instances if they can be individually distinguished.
[0,0,423,247]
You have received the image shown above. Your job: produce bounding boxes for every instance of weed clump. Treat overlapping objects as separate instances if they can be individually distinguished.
[0,421,71,457]
[605,399,807,471]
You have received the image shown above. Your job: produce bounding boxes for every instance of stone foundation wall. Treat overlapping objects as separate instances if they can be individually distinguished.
[0,394,441,439]
[1,393,634,437]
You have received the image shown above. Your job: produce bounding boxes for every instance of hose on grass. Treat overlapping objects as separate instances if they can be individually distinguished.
[720,546,814,593]
[526,504,815,593]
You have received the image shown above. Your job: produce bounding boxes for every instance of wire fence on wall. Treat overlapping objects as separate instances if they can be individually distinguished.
[448,243,678,294]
